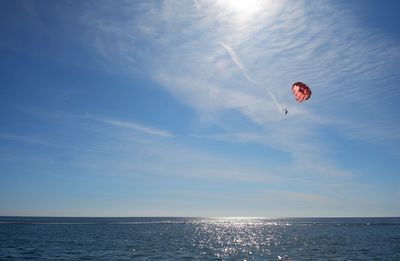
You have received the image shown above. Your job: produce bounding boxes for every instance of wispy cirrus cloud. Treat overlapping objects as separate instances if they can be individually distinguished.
[0,132,52,146]
[80,0,400,178]
[89,116,174,138]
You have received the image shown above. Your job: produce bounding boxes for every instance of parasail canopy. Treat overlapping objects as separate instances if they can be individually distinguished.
[292,82,312,102]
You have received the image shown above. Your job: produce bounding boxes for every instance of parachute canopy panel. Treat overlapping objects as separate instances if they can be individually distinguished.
[292,82,312,102]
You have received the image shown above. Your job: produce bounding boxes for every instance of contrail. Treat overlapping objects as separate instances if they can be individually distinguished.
[219,41,257,85]
[219,41,283,113]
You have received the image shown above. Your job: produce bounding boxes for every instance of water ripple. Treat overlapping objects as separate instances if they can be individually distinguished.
[0,217,399,260]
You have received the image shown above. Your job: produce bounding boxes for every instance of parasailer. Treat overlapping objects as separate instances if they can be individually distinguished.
[292,82,312,102]
[283,82,312,116]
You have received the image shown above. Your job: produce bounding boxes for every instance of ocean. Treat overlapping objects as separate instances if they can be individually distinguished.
[0,217,399,260]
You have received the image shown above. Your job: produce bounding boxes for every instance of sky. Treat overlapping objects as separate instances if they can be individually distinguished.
[0,0,399,217]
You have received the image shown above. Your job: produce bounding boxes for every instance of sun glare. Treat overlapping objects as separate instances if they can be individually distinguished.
[229,0,261,15]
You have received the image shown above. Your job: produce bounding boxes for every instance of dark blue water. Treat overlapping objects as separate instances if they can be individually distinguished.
[0,217,399,260]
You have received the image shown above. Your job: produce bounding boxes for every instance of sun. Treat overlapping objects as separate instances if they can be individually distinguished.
[229,0,261,15]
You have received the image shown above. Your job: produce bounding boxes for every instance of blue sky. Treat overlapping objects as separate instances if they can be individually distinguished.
[0,0,399,217]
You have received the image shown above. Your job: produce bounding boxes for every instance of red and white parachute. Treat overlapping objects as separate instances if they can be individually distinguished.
[292,82,312,102]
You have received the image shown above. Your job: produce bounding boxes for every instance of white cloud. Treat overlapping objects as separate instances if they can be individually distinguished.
[0,132,52,146]
[81,0,400,178]
[90,116,174,138]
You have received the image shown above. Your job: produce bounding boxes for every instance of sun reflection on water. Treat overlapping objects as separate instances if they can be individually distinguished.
[186,217,292,259]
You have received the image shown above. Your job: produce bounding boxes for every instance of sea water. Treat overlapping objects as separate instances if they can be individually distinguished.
[0,217,399,260]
